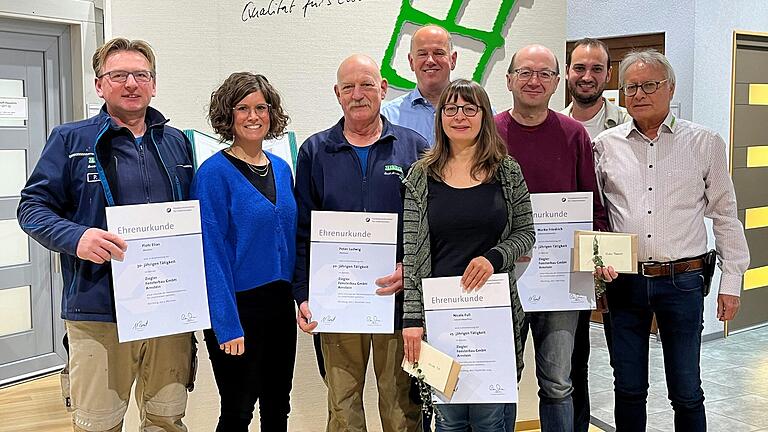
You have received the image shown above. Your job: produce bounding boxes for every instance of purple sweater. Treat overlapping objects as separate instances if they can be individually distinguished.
[495,109,608,231]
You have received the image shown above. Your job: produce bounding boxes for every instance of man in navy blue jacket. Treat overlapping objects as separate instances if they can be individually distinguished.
[294,54,428,432]
[17,38,194,432]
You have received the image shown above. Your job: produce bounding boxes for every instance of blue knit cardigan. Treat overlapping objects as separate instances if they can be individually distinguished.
[191,150,297,344]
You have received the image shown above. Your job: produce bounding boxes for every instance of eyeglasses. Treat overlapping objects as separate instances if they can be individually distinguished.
[622,79,669,96]
[232,103,271,116]
[99,70,154,83]
[442,103,481,117]
[513,68,558,82]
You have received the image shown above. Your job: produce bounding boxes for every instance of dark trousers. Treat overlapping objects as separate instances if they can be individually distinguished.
[205,283,297,432]
[571,309,614,432]
[608,271,706,432]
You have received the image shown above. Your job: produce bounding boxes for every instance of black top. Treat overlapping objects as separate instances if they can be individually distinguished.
[222,150,276,205]
[427,177,508,278]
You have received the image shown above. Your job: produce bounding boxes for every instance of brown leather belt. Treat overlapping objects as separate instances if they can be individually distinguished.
[639,258,705,278]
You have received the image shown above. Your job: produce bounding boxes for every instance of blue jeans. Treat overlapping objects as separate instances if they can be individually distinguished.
[437,403,507,432]
[607,271,706,432]
[519,310,579,432]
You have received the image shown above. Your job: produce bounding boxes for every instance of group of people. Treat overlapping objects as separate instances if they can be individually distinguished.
[16,22,748,432]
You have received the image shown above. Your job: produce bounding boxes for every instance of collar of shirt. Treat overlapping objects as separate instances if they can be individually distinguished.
[562,98,628,130]
[325,115,397,152]
[628,110,676,139]
[406,87,435,111]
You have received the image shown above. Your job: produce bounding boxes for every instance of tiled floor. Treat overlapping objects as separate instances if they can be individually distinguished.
[588,324,768,431]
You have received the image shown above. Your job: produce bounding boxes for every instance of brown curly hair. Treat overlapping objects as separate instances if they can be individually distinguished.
[208,72,289,142]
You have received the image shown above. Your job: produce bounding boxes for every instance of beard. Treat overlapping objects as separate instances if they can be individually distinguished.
[569,80,605,106]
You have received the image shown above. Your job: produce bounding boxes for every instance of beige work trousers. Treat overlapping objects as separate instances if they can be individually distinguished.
[321,331,422,432]
[65,321,192,432]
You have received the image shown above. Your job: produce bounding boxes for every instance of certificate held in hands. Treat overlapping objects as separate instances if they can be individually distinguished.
[106,200,211,342]
[402,341,462,399]
[573,230,638,273]
[309,211,398,333]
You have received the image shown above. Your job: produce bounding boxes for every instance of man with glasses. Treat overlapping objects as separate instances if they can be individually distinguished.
[18,38,195,432]
[381,24,457,144]
[560,37,630,432]
[593,50,749,432]
[293,54,426,432]
[494,44,608,432]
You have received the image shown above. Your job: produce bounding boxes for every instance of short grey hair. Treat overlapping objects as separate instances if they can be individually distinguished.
[618,49,675,88]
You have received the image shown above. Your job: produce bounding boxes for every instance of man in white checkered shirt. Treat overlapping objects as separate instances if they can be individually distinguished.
[592,49,749,432]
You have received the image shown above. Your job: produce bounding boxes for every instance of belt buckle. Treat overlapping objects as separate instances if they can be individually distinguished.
[640,262,654,277]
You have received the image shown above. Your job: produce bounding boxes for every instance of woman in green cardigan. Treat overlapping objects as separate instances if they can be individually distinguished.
[401,79,536,432]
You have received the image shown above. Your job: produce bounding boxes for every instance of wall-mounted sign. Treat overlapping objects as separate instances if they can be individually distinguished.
[0,96,28,120]
[87,103,102,119]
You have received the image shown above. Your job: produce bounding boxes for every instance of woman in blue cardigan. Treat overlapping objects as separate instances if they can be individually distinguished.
[191,72,297,431]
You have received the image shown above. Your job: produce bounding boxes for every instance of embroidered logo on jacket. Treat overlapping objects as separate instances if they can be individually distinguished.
[384,164,404,178]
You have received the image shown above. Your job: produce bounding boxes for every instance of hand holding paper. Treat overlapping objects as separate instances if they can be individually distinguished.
[297,301,318,334]
[402,326,424,363]
[77,228,128,263]
[375,263,403,295]
[461,256,494,292]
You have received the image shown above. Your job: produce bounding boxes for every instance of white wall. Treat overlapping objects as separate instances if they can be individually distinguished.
[108,0,566,143]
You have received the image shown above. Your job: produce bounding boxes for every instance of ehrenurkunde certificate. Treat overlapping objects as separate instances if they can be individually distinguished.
[423,274,518,404]
[106,200,210,342]
[515,192,596,312]
[309,211,397,333]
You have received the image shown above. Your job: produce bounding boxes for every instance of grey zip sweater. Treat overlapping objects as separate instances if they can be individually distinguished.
[402,156,536,380]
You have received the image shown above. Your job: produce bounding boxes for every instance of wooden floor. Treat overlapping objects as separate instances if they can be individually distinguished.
[0,331,604,432]
[0,373,71,432]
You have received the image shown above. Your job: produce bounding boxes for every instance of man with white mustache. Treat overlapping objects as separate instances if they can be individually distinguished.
[293,54,427,432]
[560,37,630,432]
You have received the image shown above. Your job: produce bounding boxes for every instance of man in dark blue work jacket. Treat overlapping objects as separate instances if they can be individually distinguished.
[17,38,195,432]
[293,54,428,432]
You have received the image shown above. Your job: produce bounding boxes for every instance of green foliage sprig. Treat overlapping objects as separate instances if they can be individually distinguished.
[592,236,606,299]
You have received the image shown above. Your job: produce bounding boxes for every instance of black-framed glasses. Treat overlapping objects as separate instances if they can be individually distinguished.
[622,79,669,96]
[99,70,154,83]
[442,103,480,117]
[513,68,558,82]
[232,103,271,116]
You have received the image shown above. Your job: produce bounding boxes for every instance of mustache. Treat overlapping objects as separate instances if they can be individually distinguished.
[349,101,370,108]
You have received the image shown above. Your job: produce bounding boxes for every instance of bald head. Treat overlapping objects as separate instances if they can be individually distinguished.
[508,44,560,75]
[334,54,387,126]
[337,54,382,85]
[410,25,453,52]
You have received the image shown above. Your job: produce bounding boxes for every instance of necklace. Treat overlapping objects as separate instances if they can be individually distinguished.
[246,162,270,177]
[227,146,270,177]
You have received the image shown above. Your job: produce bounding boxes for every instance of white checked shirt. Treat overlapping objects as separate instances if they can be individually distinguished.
[593,111,750,296]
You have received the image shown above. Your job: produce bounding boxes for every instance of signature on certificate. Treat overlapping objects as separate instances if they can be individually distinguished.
[528,294,542,303]
[321,314,337,324]
[132,320,149,331]
[180,312,198,324]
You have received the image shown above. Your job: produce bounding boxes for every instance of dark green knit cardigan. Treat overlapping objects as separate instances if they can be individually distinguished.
[401,156,536,380]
